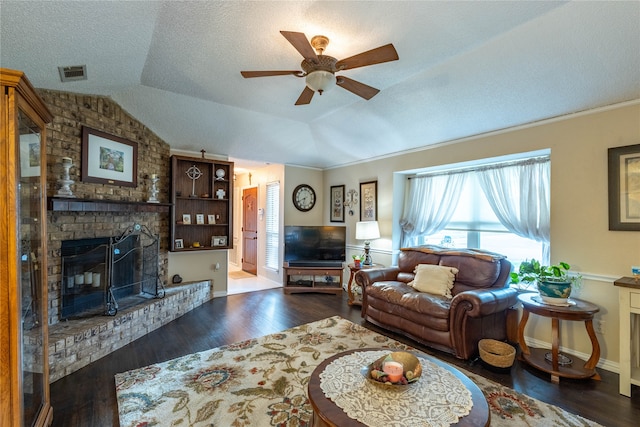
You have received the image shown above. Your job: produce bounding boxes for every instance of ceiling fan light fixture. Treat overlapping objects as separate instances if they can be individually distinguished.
[305,70,336,95]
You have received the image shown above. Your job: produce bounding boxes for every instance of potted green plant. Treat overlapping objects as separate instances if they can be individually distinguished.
[510,259,582,303]
[352,254,365,268]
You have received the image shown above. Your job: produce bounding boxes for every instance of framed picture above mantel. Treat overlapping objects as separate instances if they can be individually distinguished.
[608,143,640,231]
[81,126,138,187]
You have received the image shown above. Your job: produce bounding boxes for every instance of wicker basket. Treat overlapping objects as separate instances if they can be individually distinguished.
[478,339,516,368]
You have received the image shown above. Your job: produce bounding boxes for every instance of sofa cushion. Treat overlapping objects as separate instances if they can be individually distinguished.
[366,282,451,320]
[409,264,459,298]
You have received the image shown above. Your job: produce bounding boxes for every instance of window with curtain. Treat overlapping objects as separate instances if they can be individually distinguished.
[265,181,280,271]
[400,155,550,266]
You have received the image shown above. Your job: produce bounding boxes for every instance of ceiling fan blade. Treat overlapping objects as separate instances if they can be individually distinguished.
[336,44,399,71]
[280,31,318,62]
[241,70,302,78]
[295,86,315,105]
[336,76,380,100]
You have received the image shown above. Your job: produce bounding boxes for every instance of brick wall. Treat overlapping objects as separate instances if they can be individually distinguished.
[39,89,171,326]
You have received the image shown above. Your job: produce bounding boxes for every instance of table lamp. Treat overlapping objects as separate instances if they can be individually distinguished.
[355,221,380,266]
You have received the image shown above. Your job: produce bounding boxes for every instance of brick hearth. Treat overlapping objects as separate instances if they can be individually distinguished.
[47,280,213,382]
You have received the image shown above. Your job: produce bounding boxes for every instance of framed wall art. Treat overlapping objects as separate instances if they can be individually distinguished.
[182,214,191,225]
[19,133,41,178]
[608,143,640,231]
[81,126,138,187]
[360,180,378,221]
[196,214,205,225]
[174,239,184,249]
[212,236,227,247]
[330,185,345,222]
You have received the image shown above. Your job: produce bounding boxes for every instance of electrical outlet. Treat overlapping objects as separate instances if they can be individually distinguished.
[594,319,605,335]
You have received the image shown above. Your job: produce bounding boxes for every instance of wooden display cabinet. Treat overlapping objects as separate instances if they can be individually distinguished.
[170,155,233,251]
[1,68,54,426]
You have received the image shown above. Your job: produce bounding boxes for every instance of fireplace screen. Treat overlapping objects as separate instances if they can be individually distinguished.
[61,223,164,319]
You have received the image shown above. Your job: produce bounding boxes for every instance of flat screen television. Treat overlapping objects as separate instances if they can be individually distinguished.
[284,226,346,267]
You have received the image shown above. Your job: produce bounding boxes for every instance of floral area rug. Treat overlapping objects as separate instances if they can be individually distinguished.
[115,316,601,427]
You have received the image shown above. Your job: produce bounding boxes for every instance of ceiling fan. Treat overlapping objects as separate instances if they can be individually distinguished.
[241,31,399,105]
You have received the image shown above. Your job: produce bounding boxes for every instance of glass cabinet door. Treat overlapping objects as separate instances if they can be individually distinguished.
[18,109,47,426]
[1,67,52,427]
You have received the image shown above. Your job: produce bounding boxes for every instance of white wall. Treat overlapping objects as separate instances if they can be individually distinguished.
[324,101,640,370]
[284,165,324,226]
[167,250,228,295]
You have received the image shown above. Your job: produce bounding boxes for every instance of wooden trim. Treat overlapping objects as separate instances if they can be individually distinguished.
[48,197,171,213]
[0,68,53,122]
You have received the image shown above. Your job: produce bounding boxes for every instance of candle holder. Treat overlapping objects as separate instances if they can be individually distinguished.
[147,175,160,203]
[57,157,76,198]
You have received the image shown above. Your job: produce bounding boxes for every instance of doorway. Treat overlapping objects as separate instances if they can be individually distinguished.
[242,187,258,274]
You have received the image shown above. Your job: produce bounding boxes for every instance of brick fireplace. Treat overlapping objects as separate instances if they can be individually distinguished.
[39,88,172,324]
[60,223,163,320]
[38,89,201,381]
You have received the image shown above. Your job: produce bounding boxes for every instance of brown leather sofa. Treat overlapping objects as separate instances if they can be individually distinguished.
[355,245,517,359]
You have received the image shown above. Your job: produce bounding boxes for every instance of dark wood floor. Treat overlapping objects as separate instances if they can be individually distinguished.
[50,288,639,427]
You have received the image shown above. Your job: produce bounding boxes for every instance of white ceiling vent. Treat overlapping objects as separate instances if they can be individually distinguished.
[58,65,87,82]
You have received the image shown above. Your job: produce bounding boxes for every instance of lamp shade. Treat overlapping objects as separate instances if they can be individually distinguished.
[305,70,336,94]
[355,221,380,241]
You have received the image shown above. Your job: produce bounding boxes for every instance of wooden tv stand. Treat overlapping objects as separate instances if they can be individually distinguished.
[283,263,344,295]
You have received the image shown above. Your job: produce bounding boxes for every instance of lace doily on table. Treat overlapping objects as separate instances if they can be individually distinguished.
[319,350,473,427]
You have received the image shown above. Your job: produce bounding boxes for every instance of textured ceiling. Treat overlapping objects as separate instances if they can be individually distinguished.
[1,1,639,169]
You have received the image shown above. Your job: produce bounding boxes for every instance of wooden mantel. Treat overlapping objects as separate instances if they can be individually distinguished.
[48,197,171,213]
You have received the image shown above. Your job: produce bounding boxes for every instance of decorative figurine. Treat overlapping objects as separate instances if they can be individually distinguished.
[147,173,159,203]
[57,157,76,198]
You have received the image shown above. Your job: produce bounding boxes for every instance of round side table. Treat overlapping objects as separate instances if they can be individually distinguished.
[346,263,384,306]
[517,292,601,384]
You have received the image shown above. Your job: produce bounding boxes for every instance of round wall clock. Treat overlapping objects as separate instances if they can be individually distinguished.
[292,184,316,212]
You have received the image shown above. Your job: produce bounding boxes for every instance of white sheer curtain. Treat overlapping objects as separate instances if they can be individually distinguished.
[399,173,468,247]
[476,158,550,261]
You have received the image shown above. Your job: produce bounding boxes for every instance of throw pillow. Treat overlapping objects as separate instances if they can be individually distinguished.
[409,264,459,298]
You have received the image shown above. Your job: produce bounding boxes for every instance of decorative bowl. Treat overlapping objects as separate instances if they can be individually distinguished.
[361,351,422,387]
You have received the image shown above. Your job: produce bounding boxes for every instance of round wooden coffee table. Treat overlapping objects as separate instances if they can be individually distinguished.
[307,348,490,427]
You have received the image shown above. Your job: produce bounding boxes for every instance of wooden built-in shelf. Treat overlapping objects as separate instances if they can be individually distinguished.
[170,155,233,251]
[48,197,171,213]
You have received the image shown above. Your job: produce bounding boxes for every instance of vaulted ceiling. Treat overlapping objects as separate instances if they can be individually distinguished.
[1,1,639,169]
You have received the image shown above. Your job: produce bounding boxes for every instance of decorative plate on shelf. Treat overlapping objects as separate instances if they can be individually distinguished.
[215,168,225,180]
